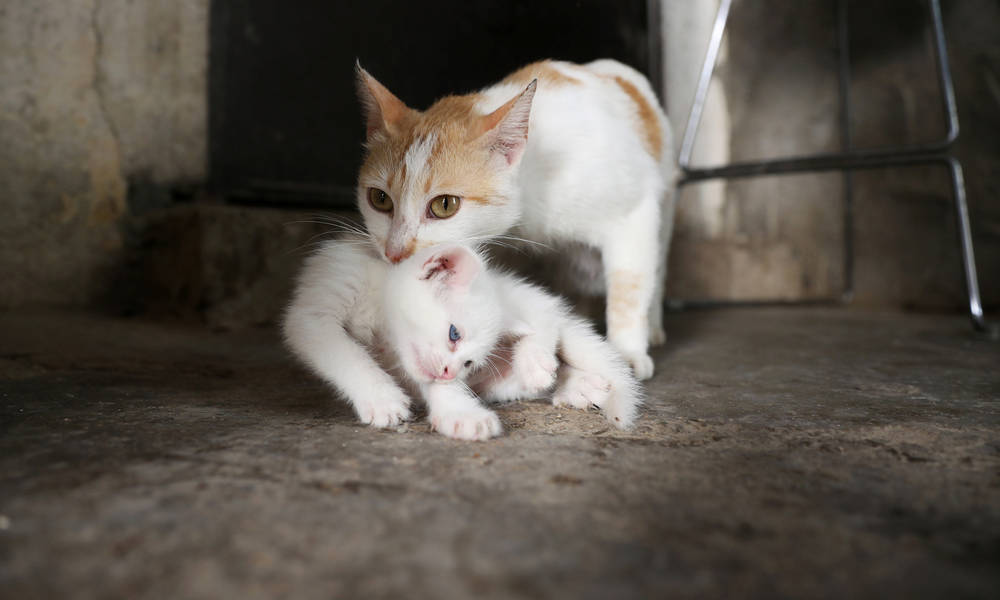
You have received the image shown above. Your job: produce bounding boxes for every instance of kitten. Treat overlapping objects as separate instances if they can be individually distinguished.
[355,59,676,380]
[283,237,640,441]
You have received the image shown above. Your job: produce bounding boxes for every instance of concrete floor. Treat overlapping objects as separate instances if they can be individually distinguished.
[1,307,998,599]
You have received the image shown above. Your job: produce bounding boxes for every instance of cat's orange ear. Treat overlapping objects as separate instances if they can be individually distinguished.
[356,62,413,139]
[475,80,537,166]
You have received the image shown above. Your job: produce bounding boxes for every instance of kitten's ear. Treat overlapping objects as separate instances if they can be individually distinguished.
[356,62,414,139]
[475,79,537,166]
[420,246,481,292]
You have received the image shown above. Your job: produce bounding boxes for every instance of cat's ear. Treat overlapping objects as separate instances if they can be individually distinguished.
[475,80,537,167]
[420,246,481,292]
[356,62,413,139]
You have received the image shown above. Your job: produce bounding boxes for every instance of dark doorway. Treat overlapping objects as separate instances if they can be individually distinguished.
[209,0,658,207]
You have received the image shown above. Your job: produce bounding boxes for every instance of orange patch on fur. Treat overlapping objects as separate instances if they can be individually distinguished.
[359,84,516,209]
[607,270,644,332]
[503,60,582,87]
[612,76,662,162]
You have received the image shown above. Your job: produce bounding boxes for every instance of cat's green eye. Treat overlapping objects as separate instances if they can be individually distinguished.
[368,188,393,213]
[428,195,461,219]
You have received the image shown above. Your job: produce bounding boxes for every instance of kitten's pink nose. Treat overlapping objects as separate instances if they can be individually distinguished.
[438,365,456,381]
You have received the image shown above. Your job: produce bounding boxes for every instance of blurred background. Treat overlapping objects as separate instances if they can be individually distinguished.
[1,0,998,326]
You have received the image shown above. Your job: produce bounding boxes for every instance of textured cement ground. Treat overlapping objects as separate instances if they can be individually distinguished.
[1,307,998,599]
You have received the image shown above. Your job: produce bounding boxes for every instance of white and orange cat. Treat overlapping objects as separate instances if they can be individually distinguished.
[356,59,676,380]
[283,238,640,440]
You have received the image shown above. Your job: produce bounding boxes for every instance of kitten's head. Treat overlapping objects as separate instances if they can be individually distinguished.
[383,244,502,385]
[355,64,536,264]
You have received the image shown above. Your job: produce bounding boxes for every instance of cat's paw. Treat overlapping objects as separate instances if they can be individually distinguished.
[510,341,559,393]
[430,406,503,441]
[355,386,411,428]
[648,324,667,347]
[553,367,612,410]
[624,351,655,381]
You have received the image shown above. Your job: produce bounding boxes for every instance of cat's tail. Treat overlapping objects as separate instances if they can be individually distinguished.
[555,315,643,429]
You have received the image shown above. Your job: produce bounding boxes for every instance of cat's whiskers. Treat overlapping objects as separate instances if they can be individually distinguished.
[284,217,376,256]
[285,236,375,257]
[462,233,552,254]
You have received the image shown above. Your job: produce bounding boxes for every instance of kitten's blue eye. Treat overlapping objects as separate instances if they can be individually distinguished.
[449,324,461,342]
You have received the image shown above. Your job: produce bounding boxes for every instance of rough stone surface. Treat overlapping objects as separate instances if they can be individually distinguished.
[1,307,998,598]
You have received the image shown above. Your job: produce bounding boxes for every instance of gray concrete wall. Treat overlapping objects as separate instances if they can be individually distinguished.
[0,0,207,309]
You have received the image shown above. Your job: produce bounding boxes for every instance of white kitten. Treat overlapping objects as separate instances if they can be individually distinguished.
[355,59,676,380]
[283,237,641,440]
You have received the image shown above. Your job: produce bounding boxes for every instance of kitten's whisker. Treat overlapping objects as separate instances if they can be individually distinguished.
[483,358,502,380]
[486,351,512,369]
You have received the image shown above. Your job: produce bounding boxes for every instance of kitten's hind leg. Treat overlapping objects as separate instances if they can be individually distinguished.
[553,366,611,411]
[556,315,642,428]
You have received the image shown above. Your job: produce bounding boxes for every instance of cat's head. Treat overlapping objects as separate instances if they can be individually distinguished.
[383,244,502,385]
[355,64,536,264]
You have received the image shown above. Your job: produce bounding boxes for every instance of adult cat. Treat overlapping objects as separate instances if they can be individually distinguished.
[356,59,676,380]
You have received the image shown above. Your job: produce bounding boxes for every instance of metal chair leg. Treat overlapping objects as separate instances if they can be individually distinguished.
[946,158,994,335]
[675,0,992,334]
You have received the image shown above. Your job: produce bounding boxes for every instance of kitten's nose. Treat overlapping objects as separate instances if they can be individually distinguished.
[438,365,456,381]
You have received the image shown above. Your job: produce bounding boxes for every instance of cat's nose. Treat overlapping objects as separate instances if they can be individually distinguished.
[438,365,456,381]
[385,239,415,263]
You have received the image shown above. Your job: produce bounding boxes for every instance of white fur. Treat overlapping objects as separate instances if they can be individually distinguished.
[283,237,642,440]
[358,60,676,379]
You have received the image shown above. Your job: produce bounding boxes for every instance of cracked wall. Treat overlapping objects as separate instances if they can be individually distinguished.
[0,0,207,308]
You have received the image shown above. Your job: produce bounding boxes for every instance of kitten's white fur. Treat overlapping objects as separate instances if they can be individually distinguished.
[357,59,676,380]
[283,237,641,440]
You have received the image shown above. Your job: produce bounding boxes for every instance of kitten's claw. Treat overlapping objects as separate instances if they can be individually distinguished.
[431,406,502,441]
[553,367,611,410]
[355,386,411,428]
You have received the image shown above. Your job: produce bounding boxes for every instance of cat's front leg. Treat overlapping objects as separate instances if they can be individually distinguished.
[423,382,502,441]
[602,198,661,380]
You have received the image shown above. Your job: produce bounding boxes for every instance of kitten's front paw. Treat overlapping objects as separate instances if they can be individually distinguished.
[553,367,611,410]
[355,386,411,428]
[511,341,559,393]
[430,406,503,441]
[624,352,655,381]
